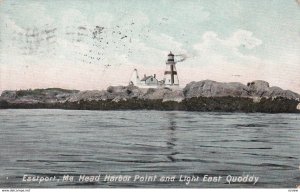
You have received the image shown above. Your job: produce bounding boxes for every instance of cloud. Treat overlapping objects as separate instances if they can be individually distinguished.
[193,30,263,66]
[227,30,262,49]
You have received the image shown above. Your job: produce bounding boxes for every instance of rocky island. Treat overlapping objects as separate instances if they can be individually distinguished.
[0,80,299,113]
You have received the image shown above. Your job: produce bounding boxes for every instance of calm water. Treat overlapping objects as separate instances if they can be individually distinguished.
[0,109,299,188]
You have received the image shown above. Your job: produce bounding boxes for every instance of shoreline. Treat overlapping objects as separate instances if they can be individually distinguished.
[1,97,299,113]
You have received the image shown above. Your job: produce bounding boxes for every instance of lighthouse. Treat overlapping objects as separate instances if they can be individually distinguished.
[164,51,179,86]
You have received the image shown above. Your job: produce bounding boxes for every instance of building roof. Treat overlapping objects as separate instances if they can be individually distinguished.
[141,75,158,81]
[141,76,152,81]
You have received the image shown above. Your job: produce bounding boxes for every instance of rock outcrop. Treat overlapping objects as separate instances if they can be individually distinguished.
[184,80,249,98]
[184,80,300,100]
[1,88,79,104]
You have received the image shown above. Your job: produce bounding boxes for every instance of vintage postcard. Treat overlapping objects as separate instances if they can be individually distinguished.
[0,0,300,190]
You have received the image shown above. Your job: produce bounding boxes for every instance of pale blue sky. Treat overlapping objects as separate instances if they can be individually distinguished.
[0,0,299,92]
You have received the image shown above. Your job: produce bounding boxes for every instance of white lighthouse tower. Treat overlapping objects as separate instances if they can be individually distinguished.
[129,68,140,86]
[163,51,179,86]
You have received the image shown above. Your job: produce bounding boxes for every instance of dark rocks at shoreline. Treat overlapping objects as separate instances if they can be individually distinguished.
[0,97,299,113]
[1,80,299,113]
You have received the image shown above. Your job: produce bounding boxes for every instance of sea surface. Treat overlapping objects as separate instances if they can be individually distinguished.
[0,109,299,188]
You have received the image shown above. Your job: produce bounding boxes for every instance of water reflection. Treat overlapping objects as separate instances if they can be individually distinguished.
[165,112,178,162]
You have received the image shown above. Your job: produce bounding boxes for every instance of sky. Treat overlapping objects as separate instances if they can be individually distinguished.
[0,0,299,93]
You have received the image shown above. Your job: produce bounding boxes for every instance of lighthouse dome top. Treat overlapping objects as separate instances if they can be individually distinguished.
[168,51,174,56]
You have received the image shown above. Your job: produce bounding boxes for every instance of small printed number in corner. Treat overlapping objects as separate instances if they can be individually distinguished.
[288,189,298,192]
[1,189,30,192]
